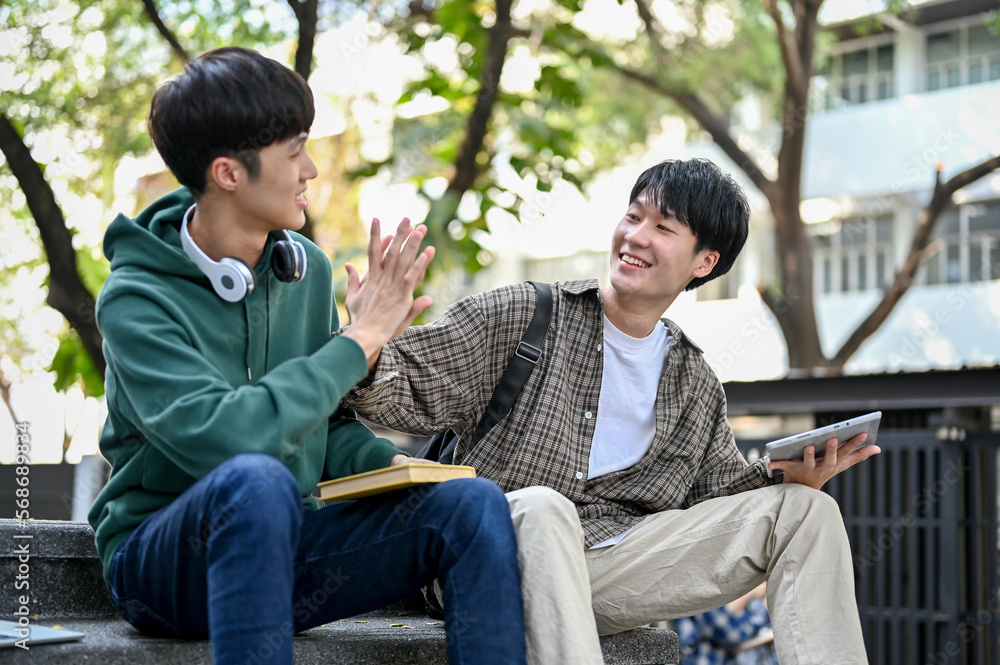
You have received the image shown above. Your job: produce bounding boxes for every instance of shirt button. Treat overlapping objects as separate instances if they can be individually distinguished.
[597,344,602,352]
[584,411,593,419]
[575,471,584,480]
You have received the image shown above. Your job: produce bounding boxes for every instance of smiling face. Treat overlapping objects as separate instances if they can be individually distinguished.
[609,193,720,309]
[230,132,318,234]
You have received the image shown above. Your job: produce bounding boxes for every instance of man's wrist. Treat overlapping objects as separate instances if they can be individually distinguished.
[341,328,382,369]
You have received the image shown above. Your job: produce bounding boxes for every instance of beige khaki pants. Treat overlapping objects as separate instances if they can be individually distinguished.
[506,486,605,665]
[586,483,868,665]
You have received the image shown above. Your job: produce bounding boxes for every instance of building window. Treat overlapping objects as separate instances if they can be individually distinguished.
[810,215,894,294]
[822,42,895,109]
[926,24,1000,92]
[922,200,1000,284]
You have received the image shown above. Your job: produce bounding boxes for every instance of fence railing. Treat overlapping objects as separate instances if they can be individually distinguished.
[739,430,999,665]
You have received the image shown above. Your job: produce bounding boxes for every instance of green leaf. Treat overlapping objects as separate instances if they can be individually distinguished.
[50,333,105,398]
[76,248,110,298]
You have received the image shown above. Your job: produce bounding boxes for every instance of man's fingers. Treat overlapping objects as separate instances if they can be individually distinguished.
[846,432,868,453]
[367,218,384,278]
[381,217,413,276]
[345,263,359,292]
[410,294,434,319]
[389,221,427,278]
[406,245,436,285]
[379,234,394,257]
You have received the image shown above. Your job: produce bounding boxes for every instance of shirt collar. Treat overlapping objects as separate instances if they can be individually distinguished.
[556,278,703,354]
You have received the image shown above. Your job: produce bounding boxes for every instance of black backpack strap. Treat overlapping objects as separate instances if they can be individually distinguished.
[468,281,553,447]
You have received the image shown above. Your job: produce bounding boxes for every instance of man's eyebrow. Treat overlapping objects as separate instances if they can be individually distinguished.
[633,197,676,218]
[289,134,308,148]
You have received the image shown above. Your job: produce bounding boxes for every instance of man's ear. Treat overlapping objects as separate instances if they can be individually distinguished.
[206,156,241,193]
[693,250,720,278]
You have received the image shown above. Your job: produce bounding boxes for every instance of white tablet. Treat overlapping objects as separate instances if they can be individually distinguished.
[763,411,881,477]
[0,620,85,648]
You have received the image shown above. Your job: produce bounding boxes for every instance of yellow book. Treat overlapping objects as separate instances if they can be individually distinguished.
[317,463,477,502]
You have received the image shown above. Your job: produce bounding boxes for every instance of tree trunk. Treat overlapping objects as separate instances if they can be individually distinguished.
[425,0,514,239]
[760,189,826,373]
[289,0,319,82]
[0,113,106,376]
[756,0,828,374]
[287,0,320,243]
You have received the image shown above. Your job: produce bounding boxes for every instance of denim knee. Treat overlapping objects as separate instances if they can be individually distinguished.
[432,477,509,513]
[204,453,301,527]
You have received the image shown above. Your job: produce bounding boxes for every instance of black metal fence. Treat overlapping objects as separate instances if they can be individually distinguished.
[739,430,999,664]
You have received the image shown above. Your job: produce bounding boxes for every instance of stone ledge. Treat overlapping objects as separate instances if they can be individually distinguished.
[2,614,678,665]
[0,519,679,664]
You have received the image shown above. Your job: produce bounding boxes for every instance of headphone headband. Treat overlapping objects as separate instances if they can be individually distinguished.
[180,204,307,302]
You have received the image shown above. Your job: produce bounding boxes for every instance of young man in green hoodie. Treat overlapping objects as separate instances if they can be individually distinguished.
[88,46,528,665]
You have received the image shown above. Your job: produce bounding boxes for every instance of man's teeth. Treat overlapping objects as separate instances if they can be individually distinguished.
[622,255,650,268]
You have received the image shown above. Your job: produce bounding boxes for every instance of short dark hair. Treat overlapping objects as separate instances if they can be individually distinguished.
[629,158,750,291]
[148,47,315,196]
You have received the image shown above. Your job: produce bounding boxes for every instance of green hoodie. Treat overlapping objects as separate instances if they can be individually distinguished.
[88,188,403,581]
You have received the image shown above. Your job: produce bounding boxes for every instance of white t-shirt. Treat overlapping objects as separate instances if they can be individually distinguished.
[588,315,673,480]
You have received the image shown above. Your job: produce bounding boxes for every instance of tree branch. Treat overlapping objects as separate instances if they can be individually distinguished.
[287,0,318,80]
[830,154,1000,367]
[140,0,190,64]
[633,0,665,48]
[0,367,19,426]
[626,0,775,197]
[0,113,106,376]
[765,0,807,99]
[426,0,514,231]
[609,65,776,198]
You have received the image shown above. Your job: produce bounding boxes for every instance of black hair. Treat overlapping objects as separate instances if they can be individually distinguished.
[629,158,750,291]
[148,46,315,196]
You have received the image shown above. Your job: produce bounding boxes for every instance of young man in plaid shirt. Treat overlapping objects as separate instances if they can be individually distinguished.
[346,158,879,665]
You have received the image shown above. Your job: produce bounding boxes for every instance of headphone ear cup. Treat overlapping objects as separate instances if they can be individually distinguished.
[209,257,257,302]
[271,236,307,283]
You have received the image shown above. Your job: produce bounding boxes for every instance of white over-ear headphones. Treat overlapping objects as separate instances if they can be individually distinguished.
[180,203,307,303]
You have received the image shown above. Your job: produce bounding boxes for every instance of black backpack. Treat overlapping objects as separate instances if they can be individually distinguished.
[415,281,553,464]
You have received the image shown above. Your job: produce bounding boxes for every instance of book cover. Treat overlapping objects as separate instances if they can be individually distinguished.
[317,463,476,502]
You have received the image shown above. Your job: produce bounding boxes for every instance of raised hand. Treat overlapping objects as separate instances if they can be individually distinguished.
[342,217,436,368]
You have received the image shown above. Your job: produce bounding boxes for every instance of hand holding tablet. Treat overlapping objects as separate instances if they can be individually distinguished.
[763,411,882,482]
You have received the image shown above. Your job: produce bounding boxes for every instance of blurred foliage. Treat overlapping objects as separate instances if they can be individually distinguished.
[355,0,783,275]
[2,0,792,395]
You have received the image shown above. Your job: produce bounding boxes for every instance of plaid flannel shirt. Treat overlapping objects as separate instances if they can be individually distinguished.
[345,279,777,547]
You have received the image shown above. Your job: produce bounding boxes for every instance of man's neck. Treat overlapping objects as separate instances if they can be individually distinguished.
[188,197,270,268]
[600,285,676,338]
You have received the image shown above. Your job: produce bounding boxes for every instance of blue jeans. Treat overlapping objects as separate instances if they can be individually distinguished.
[108,454,527,665]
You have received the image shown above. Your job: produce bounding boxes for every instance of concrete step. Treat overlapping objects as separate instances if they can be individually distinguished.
[1,519,678,664]
[2,614,677,664]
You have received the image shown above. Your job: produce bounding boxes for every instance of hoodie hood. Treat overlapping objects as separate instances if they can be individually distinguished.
[104,187,202,278]
[104,187,284,290]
